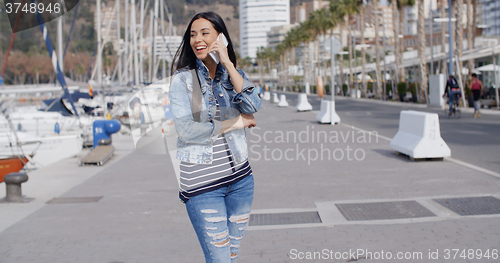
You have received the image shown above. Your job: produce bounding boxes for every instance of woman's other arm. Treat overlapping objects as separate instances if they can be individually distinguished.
[169,72,221,144]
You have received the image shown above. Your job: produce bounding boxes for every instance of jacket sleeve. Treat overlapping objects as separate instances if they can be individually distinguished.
[231,69,262,114]
[169,72,221,145]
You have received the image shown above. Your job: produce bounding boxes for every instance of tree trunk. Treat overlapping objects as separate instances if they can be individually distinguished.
[472,0,477,41]
[392,0,401,83]
[339,22,345,89]
[467,0,474,73]
[441,0,447,75]
[373,0,382,98]
[399,7,405,80]
[418,0,428,103]
[456,0,464,59]
[258,58,264,87]
[360,5,367,97]
[348,16,354,92]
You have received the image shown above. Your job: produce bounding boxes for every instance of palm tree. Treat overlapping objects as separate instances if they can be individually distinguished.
[456,0,464,66]
[398,0,416,81]
[330,0,349,90]
[389,0,401,83]
[467,0,474,73]
[332,0,360,93]
[360,2,367,96]
[371,0,383,98]
[256,47,266,87]
[417,0,428,103]
[283,26,302,89]
[306,9,337,89]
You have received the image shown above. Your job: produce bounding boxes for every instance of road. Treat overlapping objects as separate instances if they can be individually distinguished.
[274,91,500,173]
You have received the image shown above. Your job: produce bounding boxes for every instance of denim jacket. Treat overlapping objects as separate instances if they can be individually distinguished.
[169,58,262,165]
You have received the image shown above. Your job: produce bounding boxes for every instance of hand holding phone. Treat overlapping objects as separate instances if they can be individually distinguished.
[209,33,229,64]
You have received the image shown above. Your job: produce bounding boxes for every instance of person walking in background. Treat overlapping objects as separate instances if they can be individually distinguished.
[468,73,484,118]
[443,75,461,116]
[169,12,261,263]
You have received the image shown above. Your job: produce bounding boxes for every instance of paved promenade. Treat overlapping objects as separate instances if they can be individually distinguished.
[1,97,499,262]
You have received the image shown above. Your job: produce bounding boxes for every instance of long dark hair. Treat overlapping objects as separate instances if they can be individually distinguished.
[171,12,237,76]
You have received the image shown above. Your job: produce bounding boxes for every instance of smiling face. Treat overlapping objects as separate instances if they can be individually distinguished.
[190,18,218,63]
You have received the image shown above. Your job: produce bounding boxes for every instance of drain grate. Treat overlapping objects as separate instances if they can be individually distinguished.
[47,196,103,204]
[336,201,436,221]
[249,212,322,226]
[433,196,500,216]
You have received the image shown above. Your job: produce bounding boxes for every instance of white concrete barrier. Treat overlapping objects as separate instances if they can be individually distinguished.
[263,91,271,101]
[429,74,446,108]
[390,110,451,159]
[350,89,361,98]
[296,93,312,111]
[273,93,280,103]
[316,100,340,124]
[278,94,289,107]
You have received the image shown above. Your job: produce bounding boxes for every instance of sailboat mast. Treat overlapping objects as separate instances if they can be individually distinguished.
[57,16,64,72]
[117,0,122,85]
[131,0,140,86]
[96,0,102,86]
[140,0,145,84]
[160,0,166,79]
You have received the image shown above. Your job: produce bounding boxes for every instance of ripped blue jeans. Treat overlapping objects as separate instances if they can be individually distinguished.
[185,175,254,263]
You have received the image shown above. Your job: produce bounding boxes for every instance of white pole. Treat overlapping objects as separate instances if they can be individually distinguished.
[160,0,166,79]
[116,0,122,85]
[153,0,159,82]
[330,39,335,125]
[124,0,129,83]
[140,0,145,83]
[131,0,140,86]
[496,53,500,110]
[149,11,153,83]
[96,0,102,86]
[57,16,64,72]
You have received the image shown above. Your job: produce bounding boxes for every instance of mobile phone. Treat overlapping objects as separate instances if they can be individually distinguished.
[209,33,229,64]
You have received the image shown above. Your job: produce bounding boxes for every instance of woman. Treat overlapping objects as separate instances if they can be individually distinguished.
[169,12,261,263]
[468,73,484,118]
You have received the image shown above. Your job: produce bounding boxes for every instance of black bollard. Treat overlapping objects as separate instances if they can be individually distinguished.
[2,173,30,203]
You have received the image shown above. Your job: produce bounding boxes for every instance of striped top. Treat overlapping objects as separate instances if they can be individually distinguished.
[178,100,252,203]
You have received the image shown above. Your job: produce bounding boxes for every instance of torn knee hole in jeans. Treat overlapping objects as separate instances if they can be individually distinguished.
[204,216,226,223]
[229,235,243,241]
[231,252,238,259]
[207,229,229,241]
[210,237,230,248]
[228,213,250,224]
[201,209,218,214]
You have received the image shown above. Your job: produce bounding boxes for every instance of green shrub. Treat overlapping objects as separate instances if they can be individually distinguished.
[397,82,406,95]
[367,82,374,92]
[409,82,417,95]
[385,83,392,94]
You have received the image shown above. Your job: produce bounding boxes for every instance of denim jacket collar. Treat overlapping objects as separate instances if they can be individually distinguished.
[195,58,228,81]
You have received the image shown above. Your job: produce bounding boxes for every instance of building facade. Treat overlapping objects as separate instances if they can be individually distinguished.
[290,0,329,24]
[479,0,500,36]
[239,0,290,59]
[267,24,299,50]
